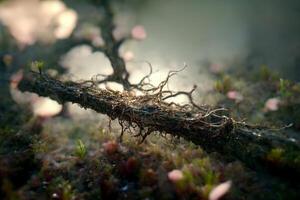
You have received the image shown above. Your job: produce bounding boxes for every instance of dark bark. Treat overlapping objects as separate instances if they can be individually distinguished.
[18,72,300,180]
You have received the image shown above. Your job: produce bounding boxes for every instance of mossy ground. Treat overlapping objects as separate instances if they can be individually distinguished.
[1,66,300,200]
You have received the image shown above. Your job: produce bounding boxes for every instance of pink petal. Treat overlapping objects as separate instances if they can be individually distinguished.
[227,91,237,99]
[122,51,134,61]
[168,169,183,182]
[209,180,232,200]
[131,25,147,40]
[264,98,280,111]
[226,90,243,102]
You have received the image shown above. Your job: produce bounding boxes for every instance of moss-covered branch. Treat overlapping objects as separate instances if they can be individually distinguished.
[18,72,300,180]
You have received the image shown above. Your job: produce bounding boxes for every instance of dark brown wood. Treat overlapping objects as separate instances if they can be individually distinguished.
[18,72,300,180]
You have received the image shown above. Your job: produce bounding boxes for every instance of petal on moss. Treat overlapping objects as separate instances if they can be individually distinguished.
[209,180,232,200]
[168,169,183,182]
[264,97,280,111]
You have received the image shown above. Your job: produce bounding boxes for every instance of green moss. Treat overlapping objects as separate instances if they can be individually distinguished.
[75,139,87,159]
[258,65,279,81]
[59,181,76,200]
[214,75,233,93]
[48,178,76,200]
[267,148,285,162]
[279,79,292,98]
[31,60,45,74]
[266,147,300,172]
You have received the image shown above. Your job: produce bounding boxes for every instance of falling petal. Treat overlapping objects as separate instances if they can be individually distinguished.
[209,180,232,200]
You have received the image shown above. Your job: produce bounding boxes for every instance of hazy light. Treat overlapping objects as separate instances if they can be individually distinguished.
[60,45,113,78]
[9,70,62,118]
[32,98,62,117]
[0,0,77,45]
[54,10,77,39]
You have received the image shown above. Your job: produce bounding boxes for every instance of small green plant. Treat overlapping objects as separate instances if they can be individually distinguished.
[75,139,87,159]
[58,181,76,200]
[31,60,45,74]
[214,75,232,93]
[279,78,292,98]
[259,65,279,81]
[32,139,48,154]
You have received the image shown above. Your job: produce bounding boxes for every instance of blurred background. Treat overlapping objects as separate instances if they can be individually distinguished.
[1,0,300,117]
[1,1,300,199]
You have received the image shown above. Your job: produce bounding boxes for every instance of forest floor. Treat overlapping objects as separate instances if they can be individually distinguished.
[1,64,300,200]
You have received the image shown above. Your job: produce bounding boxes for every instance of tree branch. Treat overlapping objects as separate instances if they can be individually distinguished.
[18,72,300,180]
[95,0,131,89]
